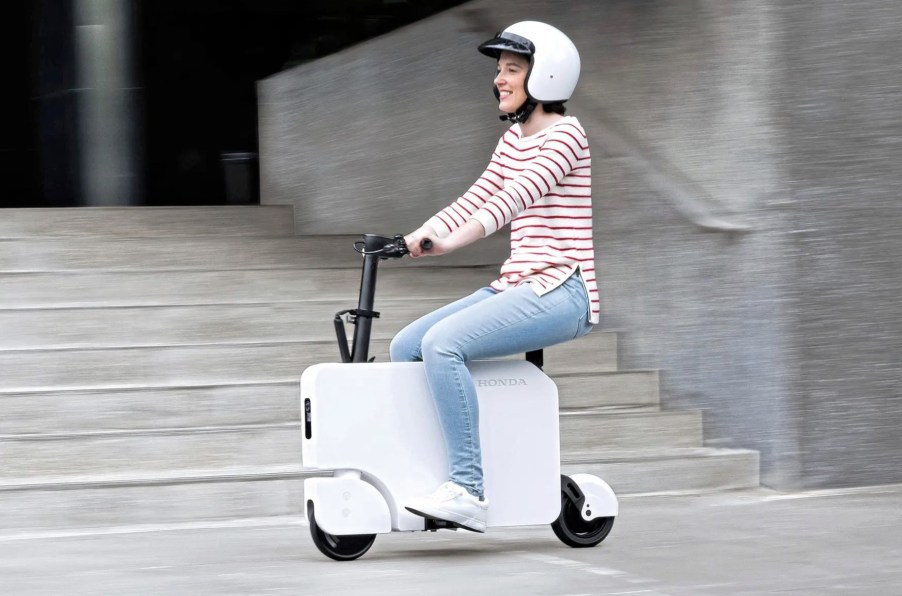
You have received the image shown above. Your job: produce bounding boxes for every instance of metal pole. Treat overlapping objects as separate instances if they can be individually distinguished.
[350,251,380,363]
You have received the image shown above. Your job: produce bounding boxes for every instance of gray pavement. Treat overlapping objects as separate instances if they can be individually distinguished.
[3,485,901,595]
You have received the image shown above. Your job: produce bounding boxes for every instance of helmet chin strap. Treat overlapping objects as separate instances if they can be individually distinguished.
[499,100,537,124]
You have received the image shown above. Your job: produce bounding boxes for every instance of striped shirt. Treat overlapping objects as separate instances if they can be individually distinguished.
[425,116,599,324]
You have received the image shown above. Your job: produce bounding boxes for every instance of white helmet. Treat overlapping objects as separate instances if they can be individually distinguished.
[478,21,581,108]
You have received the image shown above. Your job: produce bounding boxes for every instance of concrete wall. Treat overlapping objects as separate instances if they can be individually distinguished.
[781,2,902,487]
[258,5,500,235]
[258,0,902,490]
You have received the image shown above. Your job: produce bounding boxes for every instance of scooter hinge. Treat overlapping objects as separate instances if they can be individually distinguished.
[424,519,459,531]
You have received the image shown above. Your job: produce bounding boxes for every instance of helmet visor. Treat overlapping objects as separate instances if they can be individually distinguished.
[478,31,535,59]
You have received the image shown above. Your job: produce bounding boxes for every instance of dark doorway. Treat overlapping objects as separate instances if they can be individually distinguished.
[1,1,39,207]
[138,0,467,206]
[5,0,467,208]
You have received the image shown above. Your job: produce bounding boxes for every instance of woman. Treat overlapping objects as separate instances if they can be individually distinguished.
[392,21,598,533]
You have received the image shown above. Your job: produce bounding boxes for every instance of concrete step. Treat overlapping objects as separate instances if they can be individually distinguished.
[561,448,760,494]
[0,206,296,239]
[0,206,760,529]
[0,299,451,350]
[0,333,619,392]
[0,465,312,536]
[0,342,339,392]
[544,332,620,374]
[0,425,302,479]
[0,382,300,435]
[0,409,700,479]
[0,234,509,272]
[0,267,500,308]
[0,301,619,357]
[0,365,639,436]
[560,408,702,451]
[0,466,311,534]
[557,371,658,409]
[0,448,758,533]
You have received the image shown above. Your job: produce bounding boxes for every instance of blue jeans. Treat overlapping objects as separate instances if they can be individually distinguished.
[389,274,594,498]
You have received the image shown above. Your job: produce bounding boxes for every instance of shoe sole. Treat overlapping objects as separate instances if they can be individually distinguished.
[405,506,487,533]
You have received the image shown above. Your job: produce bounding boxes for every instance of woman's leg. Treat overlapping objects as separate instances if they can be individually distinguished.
[420,274,592,498]
[389,287,495,363]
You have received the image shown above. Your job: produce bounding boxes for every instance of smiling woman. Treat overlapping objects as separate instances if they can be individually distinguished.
[478,21,580,127]
[494,52,530,115]
[391,21,596,534]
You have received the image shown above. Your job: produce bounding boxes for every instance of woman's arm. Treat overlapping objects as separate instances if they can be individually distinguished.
[421,140,507,239]
[403,137,506,257]
[470,124,587,236]
[406,218,485,258]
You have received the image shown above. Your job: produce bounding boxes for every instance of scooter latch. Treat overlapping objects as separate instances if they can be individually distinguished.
[348,309,380,324]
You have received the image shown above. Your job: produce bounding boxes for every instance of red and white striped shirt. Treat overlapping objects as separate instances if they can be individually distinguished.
[426,116,599,324]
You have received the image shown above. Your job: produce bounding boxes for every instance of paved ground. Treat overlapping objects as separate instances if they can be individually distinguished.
[3,484,901,595]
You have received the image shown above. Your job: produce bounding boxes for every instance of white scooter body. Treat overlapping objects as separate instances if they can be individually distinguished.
[302,359,618,536]
[300,234,617,559]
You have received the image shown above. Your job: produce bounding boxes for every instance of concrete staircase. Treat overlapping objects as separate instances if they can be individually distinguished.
[0,206,758,533]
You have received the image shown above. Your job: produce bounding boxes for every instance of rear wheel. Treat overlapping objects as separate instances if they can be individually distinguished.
[551,481,615,548]
[308,502,376,561]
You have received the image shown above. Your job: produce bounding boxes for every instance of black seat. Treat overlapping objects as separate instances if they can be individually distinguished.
[525,349,544,369]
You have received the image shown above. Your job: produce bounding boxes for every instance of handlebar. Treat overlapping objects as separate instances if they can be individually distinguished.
[338,234,433,363]
[352,234,432,259]
[352,234,407,258]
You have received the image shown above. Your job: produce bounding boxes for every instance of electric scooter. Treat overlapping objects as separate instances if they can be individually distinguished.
[301,234,618,561]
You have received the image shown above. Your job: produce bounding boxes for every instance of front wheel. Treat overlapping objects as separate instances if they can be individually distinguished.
[551,490,615,548]
[308,502,376,561]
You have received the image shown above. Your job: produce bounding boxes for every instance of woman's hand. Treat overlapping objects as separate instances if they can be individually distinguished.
[404,226,438,258]
[407,219,486,258]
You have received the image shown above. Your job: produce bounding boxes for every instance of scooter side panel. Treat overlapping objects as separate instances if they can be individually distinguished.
[301,360,561,530]
[301,362,444,531]
[304,476,392,535]
[471,360,561,527]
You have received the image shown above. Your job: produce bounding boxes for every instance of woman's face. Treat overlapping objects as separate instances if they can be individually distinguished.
[494,51,529,113]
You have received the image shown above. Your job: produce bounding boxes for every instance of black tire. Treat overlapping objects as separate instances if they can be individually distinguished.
[551,490,615,548]
[308,502,376,561]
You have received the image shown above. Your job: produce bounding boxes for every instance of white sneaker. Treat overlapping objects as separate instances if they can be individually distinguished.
[404,481,489,533]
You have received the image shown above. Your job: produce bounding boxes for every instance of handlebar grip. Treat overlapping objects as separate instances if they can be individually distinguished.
[420,238,433,252]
